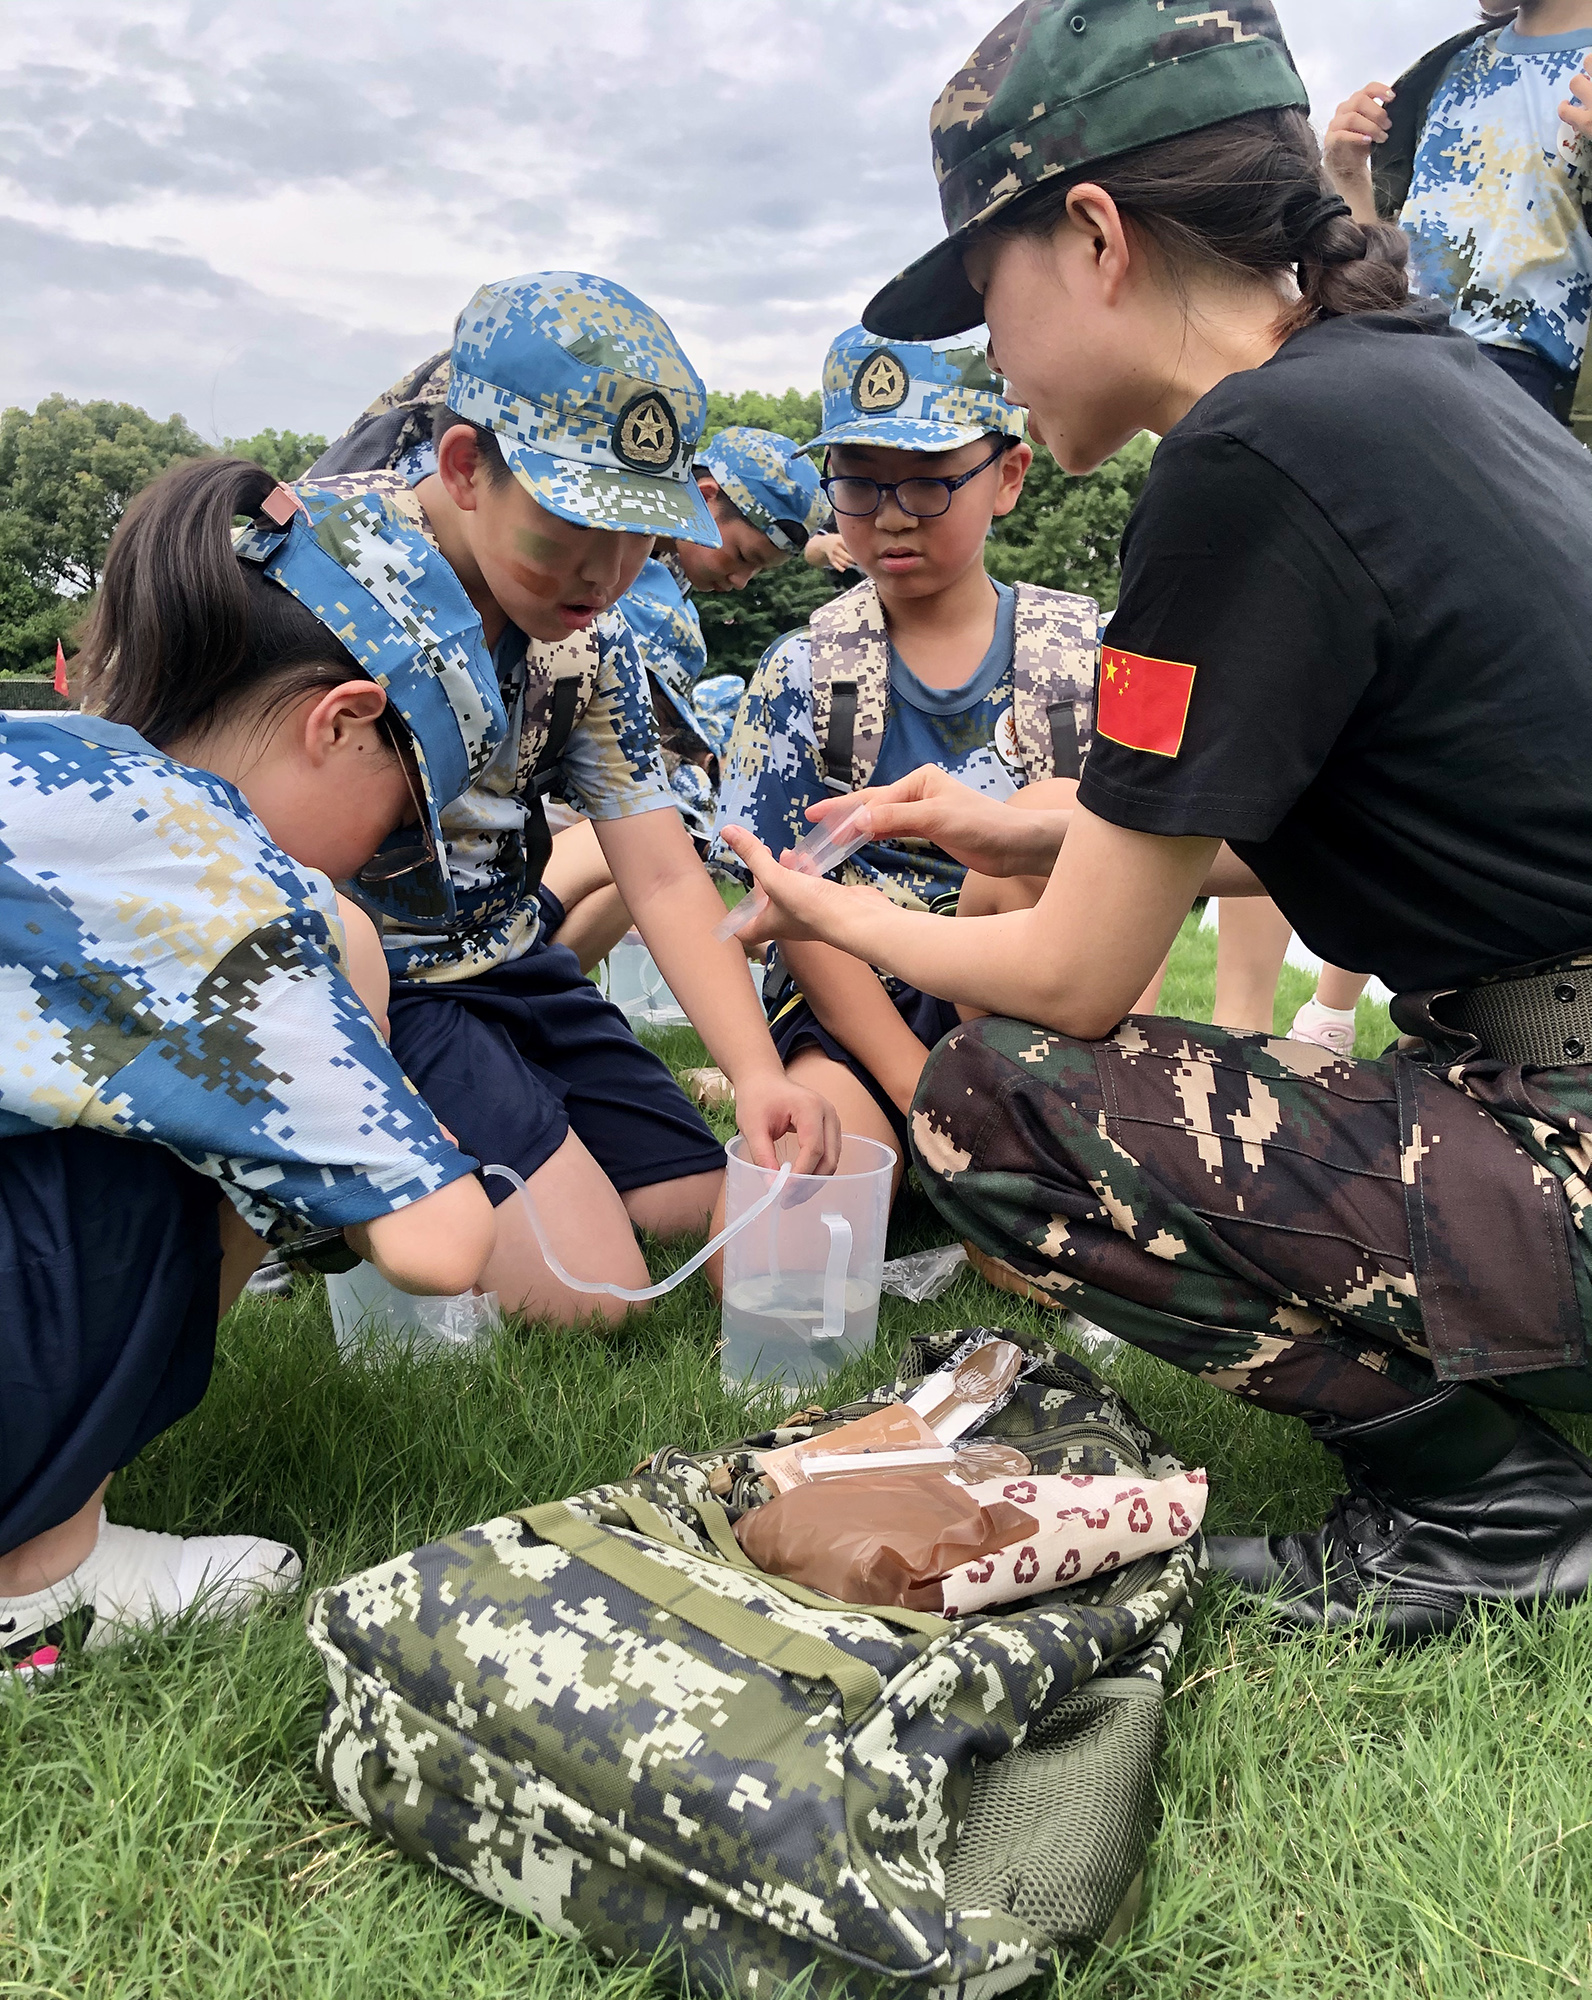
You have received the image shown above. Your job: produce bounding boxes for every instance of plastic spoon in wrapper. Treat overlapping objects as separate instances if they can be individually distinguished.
[484,1161,790,1303]
[714,805,874,942]
[909,1337,1026,1442]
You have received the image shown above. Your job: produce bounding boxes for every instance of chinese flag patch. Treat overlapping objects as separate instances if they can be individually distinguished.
[1097,647,1196,758]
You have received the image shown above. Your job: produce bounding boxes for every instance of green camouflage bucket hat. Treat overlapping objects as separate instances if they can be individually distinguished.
[448,272,721,546]
[864,0,1308,340]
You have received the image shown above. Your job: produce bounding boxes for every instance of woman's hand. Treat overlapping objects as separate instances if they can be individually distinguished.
[1323,83,1394,223]
[719,824,874,942]
[805,767,1067,879]
[732,1065,843,1174]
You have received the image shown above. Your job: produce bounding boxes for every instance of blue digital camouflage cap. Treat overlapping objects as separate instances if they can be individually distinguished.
[619,555,708,725]
[797,324,1026,455]
[696,427,826,552]
[447,272,721,547]
[234,483,506,929]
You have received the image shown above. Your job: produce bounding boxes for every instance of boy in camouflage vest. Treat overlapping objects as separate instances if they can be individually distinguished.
[712,324,1098,1190]
[301,272,838,1326]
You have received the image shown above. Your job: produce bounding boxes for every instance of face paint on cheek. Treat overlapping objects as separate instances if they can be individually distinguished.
[511,526,575,601]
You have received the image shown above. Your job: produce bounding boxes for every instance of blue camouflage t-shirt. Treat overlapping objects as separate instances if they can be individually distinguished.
[713,581,1026,912]
[1402,23,1592,379]
[0,713,472,1245]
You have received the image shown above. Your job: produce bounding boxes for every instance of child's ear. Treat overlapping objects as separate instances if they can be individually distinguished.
[990,441,1033,520]
[436,424,485,513]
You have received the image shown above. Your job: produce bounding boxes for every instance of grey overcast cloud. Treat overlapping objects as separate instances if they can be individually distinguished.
[1,2,1459,442]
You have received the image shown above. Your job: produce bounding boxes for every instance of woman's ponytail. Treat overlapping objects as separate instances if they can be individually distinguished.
[1285,192,1411,334]
[76,455,358,750]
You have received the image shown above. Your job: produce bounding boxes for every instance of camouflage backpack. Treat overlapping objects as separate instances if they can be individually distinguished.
[307,1326,1205,1995]
[808,578,1100,794]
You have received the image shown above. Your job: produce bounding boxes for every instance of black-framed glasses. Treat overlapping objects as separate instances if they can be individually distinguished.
[820,437,1014,519]
[357,735,435,887]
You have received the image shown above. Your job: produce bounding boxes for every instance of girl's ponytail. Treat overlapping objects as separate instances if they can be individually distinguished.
[76,455,358,749]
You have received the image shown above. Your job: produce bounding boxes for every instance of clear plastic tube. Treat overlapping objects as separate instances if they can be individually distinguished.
[714,806,875,942]
[483,1160,792,1303]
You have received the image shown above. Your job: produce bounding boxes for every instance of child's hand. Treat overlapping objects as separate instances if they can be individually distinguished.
[803,531,856,574]
[1560,61,1592,141]
[732,1068,842,1175]
[1324,83,1394,219]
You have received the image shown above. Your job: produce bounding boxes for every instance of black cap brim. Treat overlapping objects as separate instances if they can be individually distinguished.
[863,227,987,341]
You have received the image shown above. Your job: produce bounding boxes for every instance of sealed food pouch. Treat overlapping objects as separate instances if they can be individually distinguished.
[734,1469,1036,1610]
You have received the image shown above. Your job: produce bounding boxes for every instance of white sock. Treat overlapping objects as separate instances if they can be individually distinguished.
[1298,998,1357,1025]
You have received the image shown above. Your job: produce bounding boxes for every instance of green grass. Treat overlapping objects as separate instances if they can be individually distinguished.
[5,936,1589,1999]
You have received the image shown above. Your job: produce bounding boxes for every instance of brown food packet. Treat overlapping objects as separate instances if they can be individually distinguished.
[734,1470,1037,1611]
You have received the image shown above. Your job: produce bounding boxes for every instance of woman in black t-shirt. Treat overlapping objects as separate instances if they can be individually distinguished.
[721,0,1592,1640]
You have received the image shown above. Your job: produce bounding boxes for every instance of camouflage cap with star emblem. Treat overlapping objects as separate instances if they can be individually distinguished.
[796,323,1027,457]
[864,0,1308,340]
[447,272,721,546]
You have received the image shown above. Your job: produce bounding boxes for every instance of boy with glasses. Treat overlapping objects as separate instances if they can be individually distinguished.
[712,324,1098,1189]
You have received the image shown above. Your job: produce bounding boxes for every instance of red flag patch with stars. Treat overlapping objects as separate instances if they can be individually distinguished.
[1097,646,1196,758]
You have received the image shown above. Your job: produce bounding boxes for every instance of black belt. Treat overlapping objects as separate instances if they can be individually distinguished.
[1393,951,1592,1067]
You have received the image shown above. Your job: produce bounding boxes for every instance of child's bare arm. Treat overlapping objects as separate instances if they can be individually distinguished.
[780,936,933,1114]
[1323,82,1395,224]
[335,892,391,1039]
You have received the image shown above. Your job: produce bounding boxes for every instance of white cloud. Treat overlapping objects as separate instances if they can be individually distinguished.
[0,0,1465,437]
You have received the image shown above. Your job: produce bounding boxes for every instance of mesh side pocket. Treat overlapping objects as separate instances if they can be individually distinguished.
[943,1684,1163,1947]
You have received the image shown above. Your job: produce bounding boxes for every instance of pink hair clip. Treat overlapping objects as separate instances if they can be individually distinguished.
[259,482,309,526]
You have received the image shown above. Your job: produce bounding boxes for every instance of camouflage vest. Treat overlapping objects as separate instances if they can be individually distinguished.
[808,578,1099,794]
[308,1326,1204,1995]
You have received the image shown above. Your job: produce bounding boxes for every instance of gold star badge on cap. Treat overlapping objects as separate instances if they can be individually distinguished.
[612,389,681,473]
[851,351,910,414]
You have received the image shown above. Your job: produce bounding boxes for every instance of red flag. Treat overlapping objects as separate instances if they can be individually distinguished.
[1097,646,1196,758]
[54,640,69,699]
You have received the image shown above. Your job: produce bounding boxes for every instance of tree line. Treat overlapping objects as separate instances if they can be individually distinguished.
[0,388,1151,680]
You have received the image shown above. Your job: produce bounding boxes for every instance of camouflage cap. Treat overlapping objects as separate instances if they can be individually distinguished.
[235,483,506,929]
[796,324,1025,457]
[696,427,826,551]
[447,272,721,547]
[864,0,1308,340]
[618,556,708,724]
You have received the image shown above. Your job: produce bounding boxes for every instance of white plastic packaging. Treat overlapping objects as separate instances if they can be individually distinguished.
[326,1262,502,1358]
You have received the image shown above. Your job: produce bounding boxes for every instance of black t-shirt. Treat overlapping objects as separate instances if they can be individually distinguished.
[1077,305,1592,993]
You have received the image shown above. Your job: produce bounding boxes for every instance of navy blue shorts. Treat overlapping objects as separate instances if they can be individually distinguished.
[386,890,726,1208]
[1482,342,1573,422]
[765,956,960,1153]
[0,1127,222,1555]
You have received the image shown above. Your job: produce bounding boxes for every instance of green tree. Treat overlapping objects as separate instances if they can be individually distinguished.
[985,432,1156,612]
[225,427,328,481]
[0,394,209,598]
[702,388,822,448]
[696,556,846,679]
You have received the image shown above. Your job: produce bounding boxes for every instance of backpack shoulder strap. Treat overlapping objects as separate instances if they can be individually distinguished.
[807,579,892,793]
[1009,581,1101,786]
[1373,25,1492,220]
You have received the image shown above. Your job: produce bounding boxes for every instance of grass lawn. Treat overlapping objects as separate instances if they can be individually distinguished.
[6,924,1592,1998]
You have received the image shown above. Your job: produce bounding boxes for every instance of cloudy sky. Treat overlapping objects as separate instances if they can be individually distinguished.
[2,1,1461,444]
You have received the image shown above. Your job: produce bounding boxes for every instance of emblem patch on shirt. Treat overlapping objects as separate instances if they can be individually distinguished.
[852,350,910,414]
[1097,647,1196,758]
[612,389,680,473]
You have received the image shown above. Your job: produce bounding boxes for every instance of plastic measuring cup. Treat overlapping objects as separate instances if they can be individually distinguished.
[714,805,875,942]
[719,1132,896,1388]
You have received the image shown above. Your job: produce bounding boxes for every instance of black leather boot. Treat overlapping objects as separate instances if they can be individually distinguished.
[1208,1383,1592,1640]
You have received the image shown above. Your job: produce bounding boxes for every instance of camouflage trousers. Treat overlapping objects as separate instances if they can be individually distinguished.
[910,1014,1591,1424]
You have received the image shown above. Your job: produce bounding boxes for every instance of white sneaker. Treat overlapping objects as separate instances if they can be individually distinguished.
[2,1512,302,1680]
[1288,998,1358,1057]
